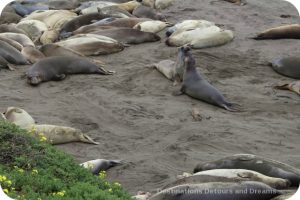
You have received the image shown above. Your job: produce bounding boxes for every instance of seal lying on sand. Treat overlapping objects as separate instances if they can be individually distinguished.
[21,46,45,64]
[0,12,22,24]
[149,181,282,200]
[134,20,172,33]
[0,33,35,47]
[4,107,35,129]
[56,34,124,56]
[275,81,300,95]
[28,124,99,145]
[90,28,161,44]
[194,154,300,187]
[175,48,238,111]
[80,159,122,174]
[0,40,29,66]
[253,24,300,40]
[132,5,166,21]
[10,2,49,17]
[26,56,114,85]
[163,169,290,190]
[270,57,300,79]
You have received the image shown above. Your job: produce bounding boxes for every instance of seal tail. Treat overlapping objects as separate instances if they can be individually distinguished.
[222,102,242,112]
[97,66,115,75]
[82,134,99,145]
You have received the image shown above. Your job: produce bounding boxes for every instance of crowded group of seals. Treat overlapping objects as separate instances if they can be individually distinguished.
[0,0,300,199]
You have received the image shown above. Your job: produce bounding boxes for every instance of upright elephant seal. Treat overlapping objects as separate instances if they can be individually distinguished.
[91,28,161,44]
[28,124,99,144]
[270,57,300,79]
[163,169,290,190]
[4,107,35,129]
[194,154,300,187]
[253,24,300,40]
[175,48,238,111]
[26,56,114,85]
[150,181,281,200]
[80,159,122,174]
[0,40,29,66]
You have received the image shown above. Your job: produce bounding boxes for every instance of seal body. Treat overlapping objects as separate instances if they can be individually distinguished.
[0,24,27,35]
[11,2,49,17]
[91,28,161,44]
[26,56,113,85]
[271,57,300,79]
[149,181,281,200]
[80,159,122,174]
[16,20,48,43]
[179,49,236,111]
[0,37,23,51]
[56,34,124,56]
[155,0,175,9]
[152,60,176,80]
[4,107,35,129]
[21,46,45,64]
[166,20,215,37]
[0,12,22,24]
[0,33,34,47]
[0,40,29,65]
[28,124,99,145]
[254,24,300,40]
[193,154,300,187]
[134,20,171,33]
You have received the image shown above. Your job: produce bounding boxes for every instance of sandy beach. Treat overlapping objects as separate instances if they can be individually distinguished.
[0,0,300,195]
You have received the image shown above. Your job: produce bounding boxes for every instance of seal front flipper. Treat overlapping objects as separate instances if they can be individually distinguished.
[53,74,66,81]
[81,134,99,145]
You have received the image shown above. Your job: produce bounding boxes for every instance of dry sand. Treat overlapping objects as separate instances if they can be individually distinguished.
[1,0,300,195]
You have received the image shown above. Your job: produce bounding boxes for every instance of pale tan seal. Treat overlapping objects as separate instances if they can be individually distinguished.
[0,33,35,47]
[4,107,35,129]
[80,159,122,174]
[16,20,48,43]
[132,5,166,21]
[270,57,300,79]
[117,1,141,13]
[21,46,45,64]
[39,29,60,45]
[28,124,99,145]
[166,20,215,36]
[253,24,300,40]
[56,34,124,56]
[134,20,172,33]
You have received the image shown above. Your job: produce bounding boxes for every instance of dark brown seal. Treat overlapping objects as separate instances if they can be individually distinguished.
[253,24,300,40]
[26,56,113,85]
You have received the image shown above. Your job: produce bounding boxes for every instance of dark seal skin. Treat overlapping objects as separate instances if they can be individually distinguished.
[26,56,114,85]
[149,181,282,200]
[90,27,161,44]
[0,12,22,24]
[271,57,300,79]
[194,154,300,187]
[59,12,107,39]
[10,2,49,17]
[175,48,238,111]
[253,24,300,40]
[0,40,29,65]
[132,5,166,21]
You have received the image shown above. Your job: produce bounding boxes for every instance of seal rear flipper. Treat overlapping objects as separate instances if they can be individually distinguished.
[82,134,99,145]
[97,66,115,75]
[110,160,123,167]
[7,64,16,71]
[53,74,66,80]
[222,102,242,112]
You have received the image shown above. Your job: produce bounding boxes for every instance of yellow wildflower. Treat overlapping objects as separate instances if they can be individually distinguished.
[5,180,12,186]
[114,182,121,187]
[108,188,112,193]
[3,189,8,193]
[32,169,38,175]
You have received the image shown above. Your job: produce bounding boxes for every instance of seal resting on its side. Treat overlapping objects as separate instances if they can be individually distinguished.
[26,56,114,85]
[80,159,122,174]
[270,57,300,79]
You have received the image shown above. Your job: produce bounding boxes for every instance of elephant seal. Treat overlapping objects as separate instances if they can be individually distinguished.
[253,24,300,40]
[0,12,22,24]
[270,57,300,79]
[0,40,29,66]
[175,47,238,111]
[133,191,152,200]
[4,107,35,129]
[39,29,60,45]
[10,2,49,17]
[151,46,188,83]
[80,159,122,174]
[117,1,141,13]
[56,34,124,56]
[99,17,150,28]
[39,44,105,65]
[134,20,172,33]
[155,0,175,9]
[194,154,300,187]
[163,170,290,190]
[77,2,117,14]
[73,25,119,35]
[0,24,27,35]
[91,28,161,44]
[132,5,166,21]
[28,124,99,145]
[47,0,79,10]
[275,81,300,95]
[97,6,135,18]
[21,46,45,64]
[271,191,295,200]
[16,20,48,43]
[26,56,113,85]
[166,20,215,37]
[0,56,14,70]
[0,37,23,51]
[59,12,107,38]
[150,181,281,200]
[0,33,35,47]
